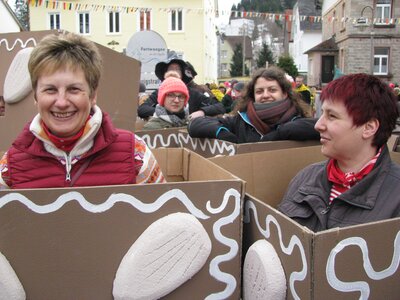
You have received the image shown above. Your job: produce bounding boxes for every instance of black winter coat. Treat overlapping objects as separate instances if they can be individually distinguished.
[137,88,225,119]
[188,111,320,144]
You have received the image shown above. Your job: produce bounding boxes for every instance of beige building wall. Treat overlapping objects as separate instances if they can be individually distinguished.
[29,0,219,84]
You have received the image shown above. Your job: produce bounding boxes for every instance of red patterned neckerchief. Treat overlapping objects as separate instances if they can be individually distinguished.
[327,147,382,204]
[41,115,91,152]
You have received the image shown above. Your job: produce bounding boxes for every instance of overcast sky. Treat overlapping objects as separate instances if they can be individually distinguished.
[217,0,241,25]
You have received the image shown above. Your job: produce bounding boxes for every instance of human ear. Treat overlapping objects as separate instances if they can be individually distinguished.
[90,90,98,107]
[362,118,379,139]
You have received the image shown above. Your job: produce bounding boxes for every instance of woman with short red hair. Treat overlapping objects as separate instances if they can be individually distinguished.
[279,73,400,232]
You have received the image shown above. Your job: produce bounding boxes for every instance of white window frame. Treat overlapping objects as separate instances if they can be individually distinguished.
[373,48,389,75]
[107,10,121,34]
[221,50,228,58]
[48,12,61,30]
[376,0,391,24]
[77,11,90,35]
[340,2,346,29]
[221,63,228,72]
[137,10,151,31]
[169,9,184,32]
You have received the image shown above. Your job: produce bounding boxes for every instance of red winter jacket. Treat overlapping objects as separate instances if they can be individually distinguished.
[6,113,136,188]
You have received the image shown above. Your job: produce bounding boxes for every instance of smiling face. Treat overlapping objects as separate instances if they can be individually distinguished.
[35,67,96,138]
[315,98,378,170]
[254,77,287,104]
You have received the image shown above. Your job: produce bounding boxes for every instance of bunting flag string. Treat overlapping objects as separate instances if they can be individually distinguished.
[26,0,400,25]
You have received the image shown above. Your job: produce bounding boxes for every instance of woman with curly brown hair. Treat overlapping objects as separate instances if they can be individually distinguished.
[188,66,319,144]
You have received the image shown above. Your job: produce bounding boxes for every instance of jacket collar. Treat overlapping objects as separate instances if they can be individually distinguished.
[298,145,391,210]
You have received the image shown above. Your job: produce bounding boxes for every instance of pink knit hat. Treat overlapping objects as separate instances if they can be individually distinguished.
[157,77,189,106]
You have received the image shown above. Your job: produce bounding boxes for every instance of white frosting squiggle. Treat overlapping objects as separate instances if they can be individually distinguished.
[205,188,241,300]
[0,38,37,51]
[0,189,244,298]
[139,133,180,148]
[326,234,400,299]
[243,200,307,300]
[0,190,209,219]
[178,133,236,156]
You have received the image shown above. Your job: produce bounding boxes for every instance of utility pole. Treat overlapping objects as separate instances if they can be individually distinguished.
[242,22,246,77]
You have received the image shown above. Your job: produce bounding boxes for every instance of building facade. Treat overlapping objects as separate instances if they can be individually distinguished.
[308,0,400,87]
[1,0,24,33]
[290,0,322,74]
[29,0,220,84]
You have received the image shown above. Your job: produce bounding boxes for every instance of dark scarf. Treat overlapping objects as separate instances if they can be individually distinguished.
[154,105,188,127]
[246,99,297,135]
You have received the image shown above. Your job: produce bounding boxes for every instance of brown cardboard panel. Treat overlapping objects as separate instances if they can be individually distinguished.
[136,127,184,149]
[187,150,244,182]
[236,139,320,154]
[387,135,399,152]
[243,194,400,299]
[152,148,245,185]
[179,134,237,157]
[98,42,139,132]
[243,195,314,300]
[152,148,185,179]
[0,30,53,151]
[179,131,320,158]
[211,153,255,197]
[313,218,400,299]
[0,149,244,299]
[211,146,325,207]
[390,151,400,164]
[0,30,139,151]
[238,143,400,299]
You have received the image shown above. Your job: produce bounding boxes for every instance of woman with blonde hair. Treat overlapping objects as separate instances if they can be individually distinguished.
[0,32,164,188]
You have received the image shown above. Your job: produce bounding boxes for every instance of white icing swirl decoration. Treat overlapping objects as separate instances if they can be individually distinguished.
[244,199,307,300]
[326,234,400,299]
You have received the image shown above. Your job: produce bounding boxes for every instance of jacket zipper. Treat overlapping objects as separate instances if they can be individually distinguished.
[320,203,331,214]
[64,153,72,183]
[239,112,264,137]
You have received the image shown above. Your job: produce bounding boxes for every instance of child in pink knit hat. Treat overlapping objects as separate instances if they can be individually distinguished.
[143,77,190,130]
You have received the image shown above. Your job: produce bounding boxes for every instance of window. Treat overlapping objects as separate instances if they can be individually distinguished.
[221,63,228,72]
[139,10,151,31]
[341,2,346,29]
[221,50,228,58]
[169,9,184,32]
[108,11,120,34]
[49,13,60,30]
[376,0,391,23]
[78,12,90,35]
[374,48,389,75]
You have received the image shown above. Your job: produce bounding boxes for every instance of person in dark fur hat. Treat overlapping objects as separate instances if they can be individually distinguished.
[184,61,198,78]
[184,60,215,101]
[154,58,192,84]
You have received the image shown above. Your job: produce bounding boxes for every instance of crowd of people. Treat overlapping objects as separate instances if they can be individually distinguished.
[1,32,400,233]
